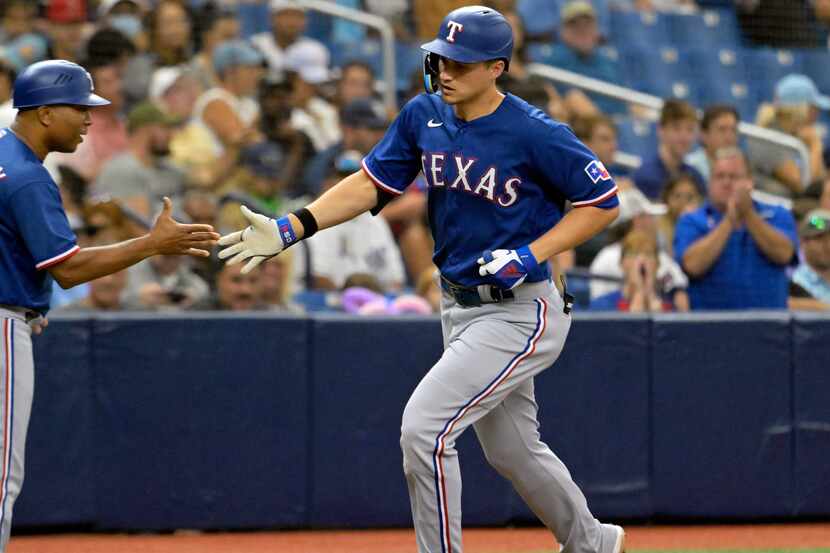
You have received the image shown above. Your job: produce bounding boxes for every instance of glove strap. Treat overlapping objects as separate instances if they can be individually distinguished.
[516,245,539,271]
[275,215,298,247]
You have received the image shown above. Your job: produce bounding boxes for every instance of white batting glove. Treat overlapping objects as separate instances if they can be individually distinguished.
[476,246,539,290]
[217,206,296,274]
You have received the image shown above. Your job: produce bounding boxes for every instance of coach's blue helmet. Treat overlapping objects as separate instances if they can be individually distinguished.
[421,5,514,93]
[13,60,110,109]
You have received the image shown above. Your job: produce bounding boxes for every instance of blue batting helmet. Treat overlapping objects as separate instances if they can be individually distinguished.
[421,5,513,93]
[12,60,110,109]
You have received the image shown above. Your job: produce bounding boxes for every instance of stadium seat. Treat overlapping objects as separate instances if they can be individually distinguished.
[609,11,672,49]
[395,42,425,91]
[668,9,741,48]
[527,43,556,64]
[517,0,561,40]
[615,117,657,160]
[698,79,758,120]
[744,48,804,102]
[619,46,699,103]
[800,50,830,94]
[237,2,270,38]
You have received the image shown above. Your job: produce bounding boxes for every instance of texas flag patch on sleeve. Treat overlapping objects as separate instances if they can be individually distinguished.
[584,160,612,184]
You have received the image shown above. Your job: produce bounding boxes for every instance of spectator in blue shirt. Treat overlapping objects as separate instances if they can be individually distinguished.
[674,148,798,309]
[633,99,706,200]
[545,1,624,115]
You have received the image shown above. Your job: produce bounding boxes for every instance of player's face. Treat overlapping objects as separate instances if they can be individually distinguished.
[437,57,500,105]
[45,105,92,153]
[659,119,698,159]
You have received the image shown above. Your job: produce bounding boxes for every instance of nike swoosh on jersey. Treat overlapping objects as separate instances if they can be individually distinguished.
[427,119,443,128]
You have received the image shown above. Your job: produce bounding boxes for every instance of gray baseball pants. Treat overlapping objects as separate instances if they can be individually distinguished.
[401,281,618,553]
[0,309,34,552]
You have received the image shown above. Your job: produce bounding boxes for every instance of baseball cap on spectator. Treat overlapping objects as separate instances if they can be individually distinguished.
[270,0,306,13]
[800,209,830,238]
[561,1,596,23]
[213,40,264,75]
[775,74,830,110]
[341,98,387,129]
[149,66,184,102]
[285,41,330,84]
[241,141,284,179]
[613,187,667,225]
[127,101,181,133]
[46,0,87,23]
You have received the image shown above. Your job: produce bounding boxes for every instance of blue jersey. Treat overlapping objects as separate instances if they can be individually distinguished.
[0,129,78,313]
[362,93,619,287]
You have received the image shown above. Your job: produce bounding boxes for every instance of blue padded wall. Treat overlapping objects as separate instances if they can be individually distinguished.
[651,313,793,518]
[792,313,830,516]
[92,314,309,530]
[16,317,95,526]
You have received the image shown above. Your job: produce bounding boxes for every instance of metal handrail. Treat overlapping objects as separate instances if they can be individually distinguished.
[302,0,397,113]
[527,62,812,188]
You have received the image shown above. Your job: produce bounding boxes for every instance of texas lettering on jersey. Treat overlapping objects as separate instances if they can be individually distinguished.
[420,152,520,207]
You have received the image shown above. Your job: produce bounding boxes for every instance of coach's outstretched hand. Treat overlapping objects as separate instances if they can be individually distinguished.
[218,205,288,274]
[149,197,220,257]
[477,246,539,290]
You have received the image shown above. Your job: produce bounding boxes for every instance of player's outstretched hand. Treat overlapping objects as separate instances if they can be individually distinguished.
[149,197,220,257]
[217,205,288,274]
[477,246,539,290]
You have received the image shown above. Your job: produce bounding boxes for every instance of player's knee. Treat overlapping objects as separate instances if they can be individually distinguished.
[400,406,431,458]
[481,442,517,477]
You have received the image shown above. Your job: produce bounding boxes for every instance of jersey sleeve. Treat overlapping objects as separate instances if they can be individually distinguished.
[532,125,619,209]
[361,100,422,196]
[8,181,79,270]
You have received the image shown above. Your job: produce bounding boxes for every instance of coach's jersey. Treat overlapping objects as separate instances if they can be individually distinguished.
[0,129,78,313]
[362,93,619,287]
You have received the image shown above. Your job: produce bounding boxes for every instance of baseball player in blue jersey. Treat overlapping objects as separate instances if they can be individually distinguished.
[219,6,624,553]
[0,60,219,551]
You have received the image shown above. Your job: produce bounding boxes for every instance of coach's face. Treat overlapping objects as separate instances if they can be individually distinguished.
[437,57,503,106]
[43,105,92,153]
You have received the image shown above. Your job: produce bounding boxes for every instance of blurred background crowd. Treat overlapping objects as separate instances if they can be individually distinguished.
[2,0,829,314]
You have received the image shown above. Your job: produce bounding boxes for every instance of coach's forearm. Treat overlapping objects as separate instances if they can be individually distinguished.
[49,235,157,288]
[528,205,618,262]
[287,171,380,237]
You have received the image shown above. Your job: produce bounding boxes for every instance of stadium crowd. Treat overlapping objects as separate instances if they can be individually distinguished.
[2,0,829,314]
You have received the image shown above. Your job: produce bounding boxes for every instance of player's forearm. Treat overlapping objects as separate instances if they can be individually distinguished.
[528,206,618,262]
[290,171,380,237]
[49,235,157,288]
[681,219,732,277]
[743,210,794,265]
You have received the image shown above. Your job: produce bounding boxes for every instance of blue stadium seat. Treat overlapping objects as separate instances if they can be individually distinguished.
[331,39,383,76]
[698,79,758,120]
[517,0,561,39]
[527,43,556,64]
[237,2,270,38]
[395,42,425,91]
[744,48,804,103]
[668,9,740,48]
[615,117,657,160]
[609,11,672,49]
[800,50,830,95]
[619,46,699,103]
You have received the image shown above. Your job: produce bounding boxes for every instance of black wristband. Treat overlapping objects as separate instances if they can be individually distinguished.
[291,207,318,240]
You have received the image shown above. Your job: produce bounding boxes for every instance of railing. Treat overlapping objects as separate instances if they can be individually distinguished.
[303,0,397,113]
[527,62,812,188]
